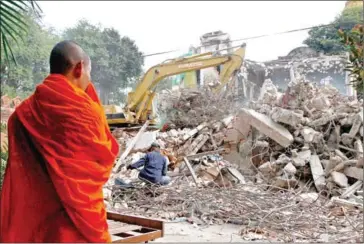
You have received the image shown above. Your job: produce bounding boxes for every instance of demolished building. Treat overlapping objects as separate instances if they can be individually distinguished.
[239,46,353,101]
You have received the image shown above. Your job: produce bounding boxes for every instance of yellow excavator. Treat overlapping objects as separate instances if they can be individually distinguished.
[104,43,247,128]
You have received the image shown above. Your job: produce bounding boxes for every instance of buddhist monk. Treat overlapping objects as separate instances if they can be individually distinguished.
[0,41,119,243]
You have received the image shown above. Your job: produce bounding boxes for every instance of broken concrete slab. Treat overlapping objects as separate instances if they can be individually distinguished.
[309,113,347,127]
[275,154,291,165]
[225,167,246,184]
[283,162,297,175]
[258,162,274,174]
[344,167,364,180]
[354,139,363,158]
[182,122,208,141]
[233,114,252,139]
[309,96,331,111]
[131,131,158,151]
[292,149,311,167]
[185,134,210,156]
[341,180,363,199]
[329,160,358,174]
[299,192,319,204]
[341,113,363,145]
[224,128,243,143]
[321,160,330,170]
[331,171,349,188]
[270,107,306,127]
[335,149,349,161]
[356,157,364,168]
[239,109,293,148]
[273,176,298,189]
[325,155,343,174]
[310,155,326,192]
[222,116,234,127]
[167,129,179,138]
[300,127,321,143]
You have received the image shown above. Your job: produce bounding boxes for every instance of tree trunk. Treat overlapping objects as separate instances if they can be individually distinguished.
[100,86,110,105]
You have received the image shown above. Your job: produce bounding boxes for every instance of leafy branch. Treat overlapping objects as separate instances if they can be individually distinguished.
[338,24,364,94]
[0,0,42,65]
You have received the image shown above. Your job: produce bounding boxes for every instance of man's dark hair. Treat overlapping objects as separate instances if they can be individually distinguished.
[49,40,84,74]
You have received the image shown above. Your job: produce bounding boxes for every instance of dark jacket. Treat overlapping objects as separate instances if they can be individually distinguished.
[129,151,167,184]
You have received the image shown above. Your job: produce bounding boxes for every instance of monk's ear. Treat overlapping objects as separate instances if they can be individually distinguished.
[73,61,83,79]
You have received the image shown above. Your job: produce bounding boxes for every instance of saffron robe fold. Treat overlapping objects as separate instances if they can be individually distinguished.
[0,74,119,243]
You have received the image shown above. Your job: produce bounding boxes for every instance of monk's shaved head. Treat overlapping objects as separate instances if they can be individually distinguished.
[50,40,90,75]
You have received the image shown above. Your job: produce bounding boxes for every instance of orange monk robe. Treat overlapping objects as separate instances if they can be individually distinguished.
[0,74,119,243]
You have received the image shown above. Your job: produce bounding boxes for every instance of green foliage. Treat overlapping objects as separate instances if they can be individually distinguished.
[0,13,60,99]
[0,157,6,190]
[0,123,7,190]
[304,5,363,54]
[338,24,364,94]
[63,20,144,104]
[1,12,143,104]
[0,0,42,64]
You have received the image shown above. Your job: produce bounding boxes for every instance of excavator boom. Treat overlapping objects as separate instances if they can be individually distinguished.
[105,44,246,127]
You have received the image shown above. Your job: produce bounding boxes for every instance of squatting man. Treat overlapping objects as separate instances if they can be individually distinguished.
[127,142,171,185]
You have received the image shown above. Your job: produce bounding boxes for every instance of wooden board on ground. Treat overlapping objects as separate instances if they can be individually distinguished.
[183,157,199,186]
[108,211,164,243]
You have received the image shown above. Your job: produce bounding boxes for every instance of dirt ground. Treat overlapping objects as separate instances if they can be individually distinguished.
[154,222,259,243]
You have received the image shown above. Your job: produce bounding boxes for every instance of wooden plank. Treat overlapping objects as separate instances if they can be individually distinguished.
[183,157,198,186]
[185,148,226,160]
[331,196,363,209]
[107,212,164,234]
[109,224,141,235]
[111,235,123,242]
[310,155,325,191]
[113,120,150,172]
[341,181,363,199]
[115,230,162,243]
[344,167,364,180]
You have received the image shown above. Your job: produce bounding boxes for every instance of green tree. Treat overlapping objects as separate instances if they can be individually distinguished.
[338,24,364,96]
[63,20,144,104]
[0,0,42,64]
[0,13,60,98]
[304,3,363,54]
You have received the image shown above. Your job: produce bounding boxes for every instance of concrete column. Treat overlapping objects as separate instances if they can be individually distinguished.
[345,52,356,97]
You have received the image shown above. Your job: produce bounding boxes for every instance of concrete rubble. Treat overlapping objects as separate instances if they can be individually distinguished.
[156,88,240,128]
[110,114,244,188]
[243,78,363,203]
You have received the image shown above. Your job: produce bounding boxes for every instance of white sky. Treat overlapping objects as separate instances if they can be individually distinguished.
[38,1,346,69]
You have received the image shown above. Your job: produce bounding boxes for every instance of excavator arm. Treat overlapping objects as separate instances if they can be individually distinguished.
[105,43,246,127]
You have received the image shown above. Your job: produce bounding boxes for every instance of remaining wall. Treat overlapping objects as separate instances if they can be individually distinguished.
[240,47,348,99]
[198,31,232,86]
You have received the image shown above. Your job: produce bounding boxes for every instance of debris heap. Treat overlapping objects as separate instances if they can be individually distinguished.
[106,78,363,243]
[157,88,239,128]
[111,115,238,185]
[243,77,363,201]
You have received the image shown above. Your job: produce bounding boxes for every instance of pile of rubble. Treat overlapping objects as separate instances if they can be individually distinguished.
[241,77,363,203]
[108,76,363,205]
[157,88,239,128]
[105,77,363,242]
[110,114,243,186]
[107,182,363,242]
